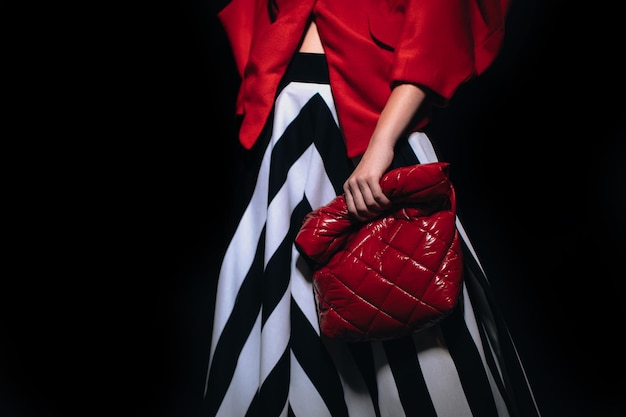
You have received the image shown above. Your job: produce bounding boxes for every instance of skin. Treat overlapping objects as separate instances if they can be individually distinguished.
[300,21,427,221]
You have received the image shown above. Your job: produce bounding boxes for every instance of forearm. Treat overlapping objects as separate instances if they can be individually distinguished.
[344,83,427,220]
[366,83,427,154]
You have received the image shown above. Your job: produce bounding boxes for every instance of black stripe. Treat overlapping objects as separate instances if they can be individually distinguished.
[384,337,438,417]
[262,198,316,325]
[293,197,319,272]
[308,101,354,195]
[278,52,330,92]
[290,297,350,417]
[390,135,422,169]
[268,93,351,202]
[268,100,316,203]
[245,348,290,417]
[261,226,295,325]
[346,343,382,417]
[205,229,267,416]
[218,112,274,253]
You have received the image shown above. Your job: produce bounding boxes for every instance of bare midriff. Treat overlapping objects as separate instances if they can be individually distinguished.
[298,20,325,53]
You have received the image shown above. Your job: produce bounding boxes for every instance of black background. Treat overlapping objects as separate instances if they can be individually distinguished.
[2,0,625,416]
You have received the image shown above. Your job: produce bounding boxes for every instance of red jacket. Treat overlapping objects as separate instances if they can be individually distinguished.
[218,0,510,158]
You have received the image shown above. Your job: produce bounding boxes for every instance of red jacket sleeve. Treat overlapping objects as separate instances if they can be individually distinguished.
[389,0,510,103]
[217,0,258,78]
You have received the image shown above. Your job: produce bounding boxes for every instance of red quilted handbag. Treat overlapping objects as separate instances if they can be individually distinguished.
[295,162,463,342]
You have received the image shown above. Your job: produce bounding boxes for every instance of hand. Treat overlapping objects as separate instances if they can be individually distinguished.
[343,144,394,221]
[343,83,426,221]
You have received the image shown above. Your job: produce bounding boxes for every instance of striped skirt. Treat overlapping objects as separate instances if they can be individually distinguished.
[204,52,542,417]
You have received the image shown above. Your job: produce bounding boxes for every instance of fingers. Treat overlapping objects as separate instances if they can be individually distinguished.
[343,145,394,220]
[344,176,391,221]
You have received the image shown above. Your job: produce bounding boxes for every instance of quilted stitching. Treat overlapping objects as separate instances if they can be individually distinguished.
[295,162,463,341]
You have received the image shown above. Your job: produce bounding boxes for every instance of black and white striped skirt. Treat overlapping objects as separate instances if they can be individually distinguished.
[204,52,542,417]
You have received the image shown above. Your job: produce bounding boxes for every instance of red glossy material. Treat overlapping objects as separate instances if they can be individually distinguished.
[295,162,463,342]
[218,0,511,158]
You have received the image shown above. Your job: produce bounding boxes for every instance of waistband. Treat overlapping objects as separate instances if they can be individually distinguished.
[281,52,330,86]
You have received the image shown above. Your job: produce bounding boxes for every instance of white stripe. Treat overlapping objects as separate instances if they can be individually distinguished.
[292,144,343,331]
[290,351,333,417]
[292,246,320,334]
[215,312,262,417]
[288,123,340,331]
[272,86,315,141]
[413,327,473,417]
[261,288,291,382]
[265,147,312,262]
[208,144,272,371]
[209,83,332,372]
[303,144,339,210]
[371,342,406,417]
[407,131,438,164]
[289,147,322,332]
[263,121,340,377]
[462,285,488,366]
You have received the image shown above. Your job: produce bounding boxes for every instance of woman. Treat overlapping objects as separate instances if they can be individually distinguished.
[204,1,542,416]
